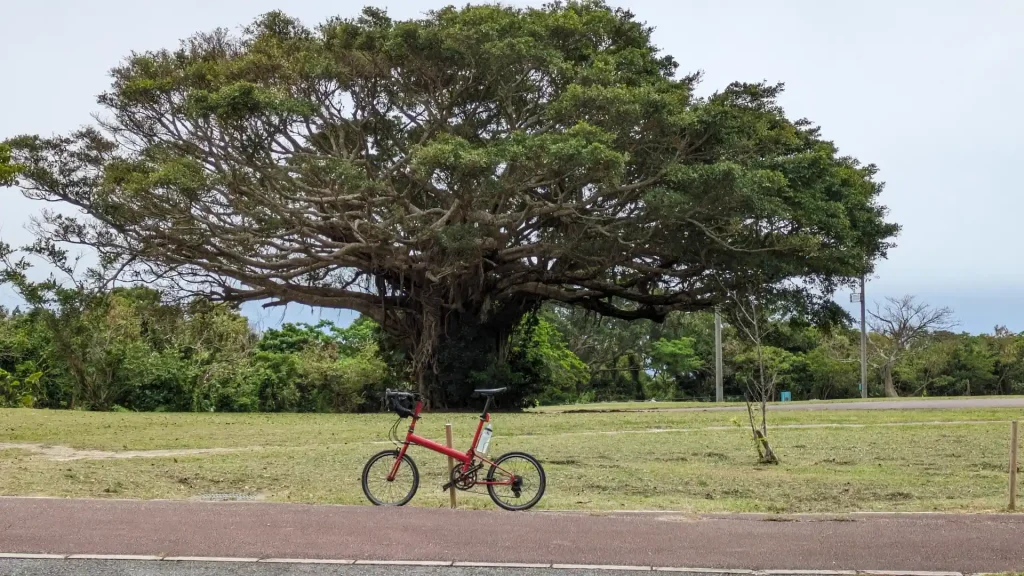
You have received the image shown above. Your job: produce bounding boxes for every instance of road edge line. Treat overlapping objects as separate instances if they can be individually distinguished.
[454,562,553,568]
[0,553,971,576]
[67,554,164,561]
[259,558,357,564]
[354,560,455,566]
[655,565,753,569]
[162,556,261,562]
[553,564,651,571]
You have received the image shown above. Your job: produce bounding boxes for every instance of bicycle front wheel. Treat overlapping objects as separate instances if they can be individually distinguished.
[362,450,419,506]
[486,451,546,511]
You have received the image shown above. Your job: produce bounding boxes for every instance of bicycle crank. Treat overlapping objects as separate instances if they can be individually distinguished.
[442,463,482,491]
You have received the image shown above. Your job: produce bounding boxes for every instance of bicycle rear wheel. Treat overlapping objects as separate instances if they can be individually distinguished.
[362,450,419,506]
[486,451,545,511]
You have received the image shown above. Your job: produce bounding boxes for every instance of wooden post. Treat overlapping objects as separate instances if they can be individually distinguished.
[445,423,457,509]
[1010,420,1019,511]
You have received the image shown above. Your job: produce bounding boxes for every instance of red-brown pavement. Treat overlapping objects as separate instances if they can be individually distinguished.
[0,498,1022,572]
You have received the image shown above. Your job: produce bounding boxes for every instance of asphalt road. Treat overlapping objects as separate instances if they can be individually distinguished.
[1,498,1022,573]
[588,397,1024,413]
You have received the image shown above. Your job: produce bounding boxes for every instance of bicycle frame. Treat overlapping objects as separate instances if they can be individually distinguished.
[387,398,514,486]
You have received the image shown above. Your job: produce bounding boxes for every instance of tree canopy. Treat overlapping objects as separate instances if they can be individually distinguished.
[0,144,20,186]
[3,1,898,403]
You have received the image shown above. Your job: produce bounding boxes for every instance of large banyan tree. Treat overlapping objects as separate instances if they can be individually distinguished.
[5,1,898,404]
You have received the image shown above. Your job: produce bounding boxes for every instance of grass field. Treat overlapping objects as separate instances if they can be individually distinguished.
[1,404,1022,513]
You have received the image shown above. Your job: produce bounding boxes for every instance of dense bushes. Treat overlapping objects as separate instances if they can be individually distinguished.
[0,287,590,411]
[1,285,1021,412]
[0,288,389,412]
[544,306,1024,403]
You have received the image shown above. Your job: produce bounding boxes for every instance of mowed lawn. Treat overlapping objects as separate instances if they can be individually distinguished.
[1,405,1021,513]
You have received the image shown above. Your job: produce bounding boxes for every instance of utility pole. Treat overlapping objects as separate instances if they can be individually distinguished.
[715,308,724,402]
[858,275,868,398]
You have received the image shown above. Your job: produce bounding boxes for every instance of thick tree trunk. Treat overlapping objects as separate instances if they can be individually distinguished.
[406,297,534,409]
[416,370,428,402]
[883,364,899,397]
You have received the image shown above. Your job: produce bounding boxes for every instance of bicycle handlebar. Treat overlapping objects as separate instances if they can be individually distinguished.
[385,388,419,400]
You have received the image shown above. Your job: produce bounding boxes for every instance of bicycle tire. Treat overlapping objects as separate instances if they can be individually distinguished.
[362,450,419,506]
[486,451,546,511]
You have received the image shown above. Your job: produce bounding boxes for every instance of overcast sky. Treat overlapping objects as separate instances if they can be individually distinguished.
[2,0,1022,333]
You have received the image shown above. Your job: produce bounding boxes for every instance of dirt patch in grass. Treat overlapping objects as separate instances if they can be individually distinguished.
[0,442,253,461]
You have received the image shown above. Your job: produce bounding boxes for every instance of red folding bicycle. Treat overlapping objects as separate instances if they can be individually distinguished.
[361,388,546,511]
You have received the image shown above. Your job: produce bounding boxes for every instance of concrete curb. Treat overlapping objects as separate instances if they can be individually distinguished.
[259,558,356,564]
[0,552,990,575]
[67,554,165,561]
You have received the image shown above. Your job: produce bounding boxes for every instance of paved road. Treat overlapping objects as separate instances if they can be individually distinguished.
[565,397,1024,413]
[1,498,1022,573]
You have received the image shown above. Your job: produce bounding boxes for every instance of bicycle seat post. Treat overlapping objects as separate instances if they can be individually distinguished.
[472,387,506,419]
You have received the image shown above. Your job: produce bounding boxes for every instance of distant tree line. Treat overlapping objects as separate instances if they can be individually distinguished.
[1,281,1021,412]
